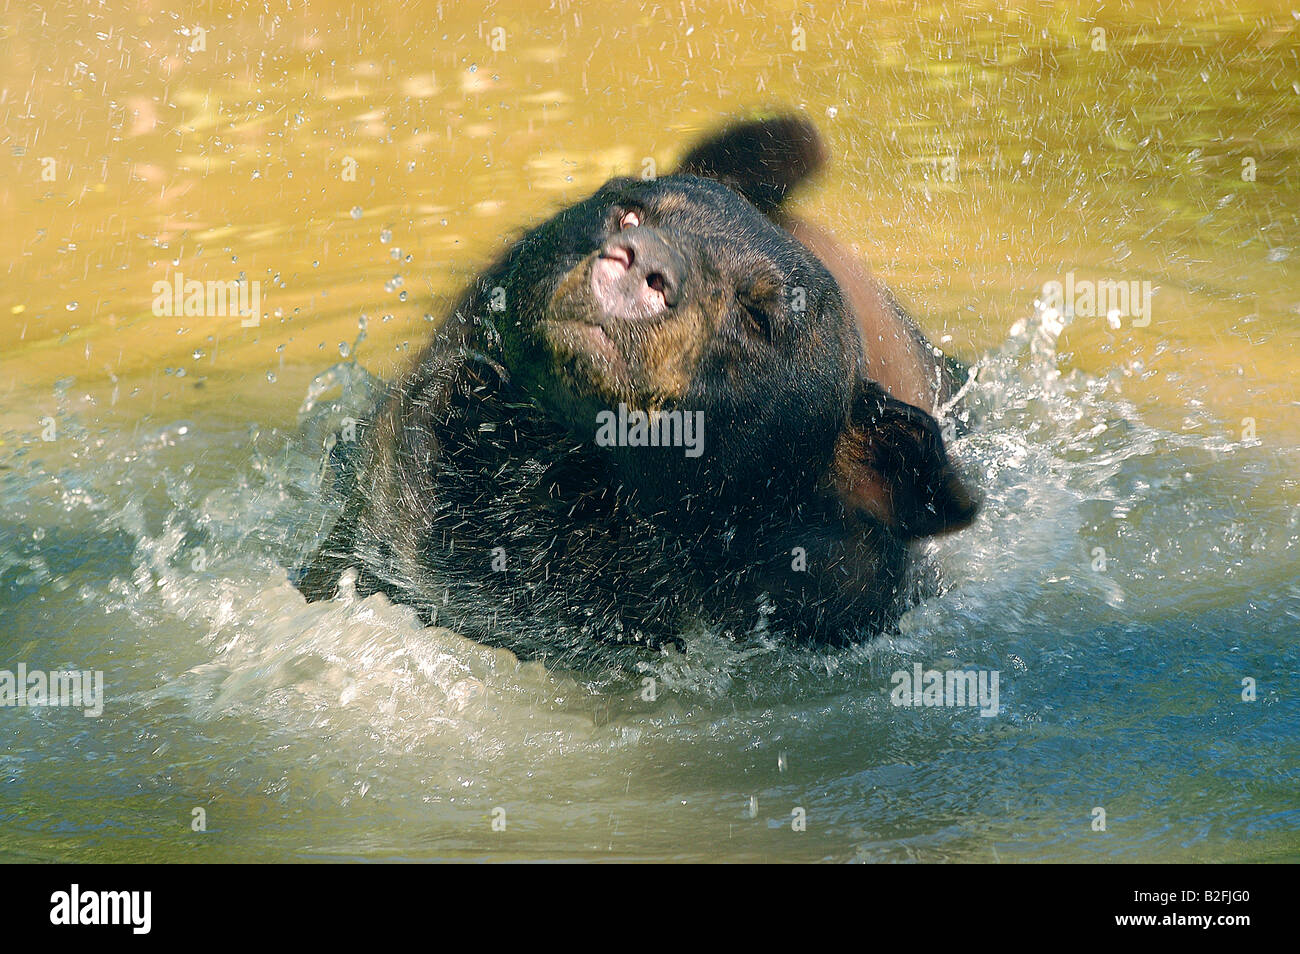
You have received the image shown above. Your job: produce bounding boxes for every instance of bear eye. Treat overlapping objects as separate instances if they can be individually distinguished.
[619,210,641,230]
[738,277,784,340]
[739,297,772,338]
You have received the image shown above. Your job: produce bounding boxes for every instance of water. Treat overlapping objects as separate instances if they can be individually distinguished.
[2,0,1298,862]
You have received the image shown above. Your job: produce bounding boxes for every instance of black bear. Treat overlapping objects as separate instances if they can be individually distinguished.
[294,115,979,661]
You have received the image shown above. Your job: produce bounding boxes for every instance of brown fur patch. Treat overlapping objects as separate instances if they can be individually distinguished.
[828,426,894,526]
[638,306,709,401]
[650,192,690,217]
[787,218,937,411]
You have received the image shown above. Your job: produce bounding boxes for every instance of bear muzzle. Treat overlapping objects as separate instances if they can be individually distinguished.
[591,226,686,320]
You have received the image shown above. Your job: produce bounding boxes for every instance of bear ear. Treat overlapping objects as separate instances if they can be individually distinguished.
[675,114,827,216]
[830,379,980,539]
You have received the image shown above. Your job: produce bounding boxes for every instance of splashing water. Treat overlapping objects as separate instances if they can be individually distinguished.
[3,296,1295,863]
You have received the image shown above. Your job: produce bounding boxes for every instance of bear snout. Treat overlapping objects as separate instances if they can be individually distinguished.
[591,227,686,319]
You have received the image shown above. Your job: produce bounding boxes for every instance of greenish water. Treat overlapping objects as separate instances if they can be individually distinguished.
[1,0,1297,862]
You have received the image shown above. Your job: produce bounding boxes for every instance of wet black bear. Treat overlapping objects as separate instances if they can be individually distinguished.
[295,115,979,661]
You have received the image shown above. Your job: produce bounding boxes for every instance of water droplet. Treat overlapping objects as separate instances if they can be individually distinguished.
[66,301,78,311]
[380,228,392,243]
[350,206,363,219]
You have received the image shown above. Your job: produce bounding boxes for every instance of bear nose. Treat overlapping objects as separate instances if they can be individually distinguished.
[594,227,686,315]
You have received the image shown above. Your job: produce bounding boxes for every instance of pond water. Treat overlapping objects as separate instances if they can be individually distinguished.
[2,0,1297,861]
